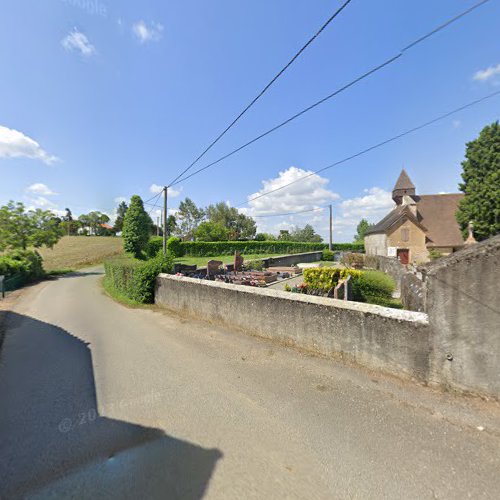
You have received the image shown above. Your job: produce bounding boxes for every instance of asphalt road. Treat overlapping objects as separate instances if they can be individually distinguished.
[1,268,500,499]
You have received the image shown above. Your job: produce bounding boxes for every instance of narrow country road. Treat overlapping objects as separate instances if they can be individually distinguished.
[1,269,500,499]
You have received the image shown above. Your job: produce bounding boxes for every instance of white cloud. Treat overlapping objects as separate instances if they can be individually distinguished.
[245,166,339,216]
[26,183,58,196]
[28,196,57,209]
[61,29,96,57]
[149,184,181,198]
[0,125,58,165]
[339,187,393,218]
[473,63,500,82]
[114,196,127,204]
[132,21,163,43]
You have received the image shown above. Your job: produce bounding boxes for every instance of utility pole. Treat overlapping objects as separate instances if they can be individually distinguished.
[329,204,333,251]
[163,186,168,255]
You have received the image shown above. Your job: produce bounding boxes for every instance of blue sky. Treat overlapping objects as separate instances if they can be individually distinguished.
[0,0,499,241]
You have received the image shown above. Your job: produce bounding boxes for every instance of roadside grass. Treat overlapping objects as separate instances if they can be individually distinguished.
[101,276,152,309]
[38,236,123,272]
[173,253,290,267]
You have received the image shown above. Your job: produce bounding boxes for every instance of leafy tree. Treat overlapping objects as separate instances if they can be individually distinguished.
[114,201,128,233]
[206,202,256,240]
[78,211,110,235]
[353,218,372,243]
[122,195,151,258]
[63,208,73,222]
[278,230,292,241]
[176,198,205,240]
[290,224,323,242]
[194,221,230,241]
[456,121,500,240]
[166,215,177,236]
[0,201,63,251]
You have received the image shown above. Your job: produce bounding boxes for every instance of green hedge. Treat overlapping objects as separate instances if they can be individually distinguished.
[0,250,44,290]
[146,238,364,258]
[104,253,174,304]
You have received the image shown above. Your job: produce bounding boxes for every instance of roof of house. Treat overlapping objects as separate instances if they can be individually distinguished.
[416,194,464,248]
[393,169,415,191]
[366,193,465,248]
[366,205,426,235]
[100,223,114,230]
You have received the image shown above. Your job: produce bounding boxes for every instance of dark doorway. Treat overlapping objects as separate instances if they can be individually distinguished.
[397,248,409,264]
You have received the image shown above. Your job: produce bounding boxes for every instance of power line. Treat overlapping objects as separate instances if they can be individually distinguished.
[251,206,327,218]
[170,0,490,187]
[168,0,354,186]
[147,191,163,216]
[235,90,500,208]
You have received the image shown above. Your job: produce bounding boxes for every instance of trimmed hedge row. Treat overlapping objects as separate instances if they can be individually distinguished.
[146,237,364,257]
[0,250,44,289]
[103,253,174,303]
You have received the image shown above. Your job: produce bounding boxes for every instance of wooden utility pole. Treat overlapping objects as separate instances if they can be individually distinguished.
[163,186,168,255]
[329,204,333,251]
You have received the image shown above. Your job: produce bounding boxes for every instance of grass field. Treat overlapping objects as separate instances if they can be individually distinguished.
[38,236,124,272]
[173,253,287,267]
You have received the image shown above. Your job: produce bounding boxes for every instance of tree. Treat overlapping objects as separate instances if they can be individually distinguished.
[290,224,323,242]
[353,219,372,243]
[113,201,128,233]
[278,230,291,241]
[206,202,256,239]
[176,198,205,240]
[456,121,500,241]
[193,221,230,241]
[122,195,151,257]
[78,211,110,235]
[0,201,63,251]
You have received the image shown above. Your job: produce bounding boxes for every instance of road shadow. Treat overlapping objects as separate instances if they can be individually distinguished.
[0,312,222,499]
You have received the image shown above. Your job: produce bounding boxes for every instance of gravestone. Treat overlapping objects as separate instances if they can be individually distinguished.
[207,260,223,277]
[234,251,244,272]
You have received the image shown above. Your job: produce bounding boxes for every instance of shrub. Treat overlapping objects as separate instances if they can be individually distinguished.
[104,252,174,303]
[146,236,163,258]
[179,241,364,257]
[322,249,335,261]
[303,267,362,293]
[122,195,151,258]
[350,270,395,304]
[166,236,184,257]
[0,249,44,289]
[428,249,443,260]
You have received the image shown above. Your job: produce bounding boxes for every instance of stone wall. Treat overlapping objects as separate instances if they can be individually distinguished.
[364,233,387,256]
[423,235,500,397]
[156,274,431,382]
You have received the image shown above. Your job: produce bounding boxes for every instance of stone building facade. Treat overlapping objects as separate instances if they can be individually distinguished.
[365,169,465,264]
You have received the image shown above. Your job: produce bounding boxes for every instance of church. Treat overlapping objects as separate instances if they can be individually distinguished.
[364,169,465,264]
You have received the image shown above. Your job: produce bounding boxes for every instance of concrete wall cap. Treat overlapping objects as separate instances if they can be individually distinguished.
[157,274,429,324]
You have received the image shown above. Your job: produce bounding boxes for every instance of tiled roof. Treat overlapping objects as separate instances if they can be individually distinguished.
[416,194,465,247]
[393,169,415,191]
[366,205,426,235]
[366,193,465,248]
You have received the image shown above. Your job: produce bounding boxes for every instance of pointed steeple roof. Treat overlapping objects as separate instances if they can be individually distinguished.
[393,169,415,191]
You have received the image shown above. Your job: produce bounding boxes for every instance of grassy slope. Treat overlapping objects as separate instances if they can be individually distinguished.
[173,253,288,267]
[38,236,124,272]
